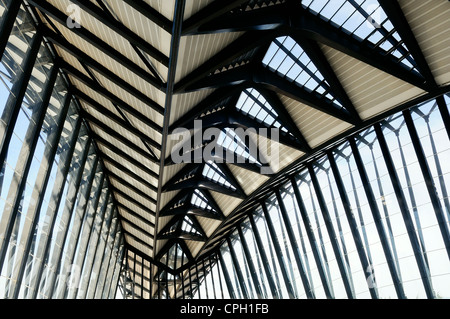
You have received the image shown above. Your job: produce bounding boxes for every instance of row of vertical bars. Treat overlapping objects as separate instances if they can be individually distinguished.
[141,93,450,299]
[0,2,124,298]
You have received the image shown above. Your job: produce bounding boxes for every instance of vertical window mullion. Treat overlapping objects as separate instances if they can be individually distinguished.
[52,154,99,298]
[226,235,249,299]
[308,163,355,299]
[327,151,379,299]
[248,213,279,298]
[290,176,333,298]
[42,136,93,298]
[349,136,407,298]
[72,172,107,299]
[374,122,435,298]
[30,119,84,298]
[261,202,296,299]
[436,96,450,141]
[95,217,118,299]
[12,89,74,299]
[275,189,314,299]
[0,0,21,56]
[60,157,101,299]
[237,225,263,298]
[218,249,235,299]
[403,109,450,260]
[0,49,53,275]
[208,255,217,299]
[89,202,114,299]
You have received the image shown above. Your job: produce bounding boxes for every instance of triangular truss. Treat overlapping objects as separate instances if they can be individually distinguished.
[159,214,208,242]
[163,162,246,198]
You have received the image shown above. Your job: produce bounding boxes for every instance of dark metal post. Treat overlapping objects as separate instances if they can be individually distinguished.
[307,163,355,299]
[237,225,263,298]
[248,213,279,298]
[0,62,58,275]
[202,257,209,299]
[289,176,333,298]
[208,255,217,299]
[218,249,236,299]
[0,0,21,57]
[260,202,296,299]
[374,123,435,298]
[327,151,379,299]
[349,137,407,298]
[436,96,450,140]
[403,109,450,260]
[215,252,225,298]
[275,189,315,298]
[12,90,74,298]
[49,154,99,298]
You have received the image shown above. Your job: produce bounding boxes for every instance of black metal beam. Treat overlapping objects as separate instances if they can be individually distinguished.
[92,132,157,168]
[170,85,244,131]
[29,0,165,90]
[117,202,155,229]
[237,224,263,298]
[107,170,157,204]
[260,202,296,299]
[0,63,59,275]
[70,0,169,68]
[58,58,163,131]
[121,218,155,242]
[326,151,379,299]
[94,134,158,177]
[255,85,313,153]
[101,153,158,194]
[154,0,186,258]
[378,0,437,88]
[436,96,450,141]
[255,66,357,124]
[121,0,172,33]
[292,7,430,91]
[226,236,249,299]
[110,184,156,216]
[74,87,162,148]
[349,137,406,298]
[182,0,249,35]
[403,110,450,259]
[79,107,161,153]
[174,29,278,93]
[291,34,361,124]
[0,32,43,175]
[374,123,434,298]
[42,27,164,114]
[0,0,21,57]
[275,189,315,299]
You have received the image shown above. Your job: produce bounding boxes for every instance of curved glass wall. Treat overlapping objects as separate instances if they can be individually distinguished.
[189,94,450,299]
[0,2,124,299]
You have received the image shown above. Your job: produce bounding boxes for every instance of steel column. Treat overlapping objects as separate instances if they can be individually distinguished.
[248,213,279,298]
[349,137,407,298]
[237,225,263,298]
[217,249,236,299]
[289,177,334,298]
[327,151,379,299]
[0,62,58,276]
[374,122,435,298]
[275,189,315,299]
[260,202,296,299]
[11,90,74,298]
